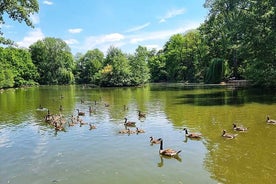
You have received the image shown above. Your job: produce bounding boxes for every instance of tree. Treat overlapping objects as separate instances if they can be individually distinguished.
[128,46,150,85]
[0,47,38,88]
[29,37,75,85]
[148,49,168,82]
[76,49,104,84]
[0,0,39,45]
[99,46,131,86]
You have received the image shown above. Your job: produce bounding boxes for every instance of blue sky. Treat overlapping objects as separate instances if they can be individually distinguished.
[2,0,208,55]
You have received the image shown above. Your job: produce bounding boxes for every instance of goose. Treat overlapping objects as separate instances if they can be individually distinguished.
[150,136,161,144]
[59,105,63,111]
[159,138,181,157]
[138,110,146,118]
[266,115,276,124]
[118,128,135,134]
[89,106,95,114]
[233,123,248,131]
[76,109,85,116]
[136,127,145,133]
[222,130,237,139]
[124,118,136,127]
[183,128,202,139]
[89,124,96,130]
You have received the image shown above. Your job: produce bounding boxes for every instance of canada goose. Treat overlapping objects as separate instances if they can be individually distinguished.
[222,130,237,139]
[104,103,110,107]
[89,124,96,130]
[136,127,145,133]
[118,128,135,134]
[266,115,276,124]
[53,121,65,131]
[150,136,161,144]
[183,128,202,139]
[76,109,85,116]
[59,105,63,111]
[89,106,95,114]
[124,118,136,127]
[233,123,248,131]
[138,110,146,118]
[159,138,181,157]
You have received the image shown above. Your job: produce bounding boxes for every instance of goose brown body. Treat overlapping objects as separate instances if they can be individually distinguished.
[183,128,202,139]
[233,123,248,131]
[124,118,136,127]
[266,116,276,124]
[222,130,237,139]
[159,138,181,157]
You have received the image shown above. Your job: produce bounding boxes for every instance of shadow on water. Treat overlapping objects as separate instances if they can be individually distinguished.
[174,87,275,106]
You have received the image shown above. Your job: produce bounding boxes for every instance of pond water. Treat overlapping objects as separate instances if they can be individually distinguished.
[0,84,275,184]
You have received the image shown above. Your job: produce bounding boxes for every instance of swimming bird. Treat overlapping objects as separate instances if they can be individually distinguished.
[183,128,202,139]
[266,115,276,124]
[138,110,146,118]
[89,124,96,130]
[124,118,136,127]
[76,109,85,116]
[150,136,161,144]
[233,123,248,131]
[136,127,145,133]
[159,138,181,157]
[222,130,237,139]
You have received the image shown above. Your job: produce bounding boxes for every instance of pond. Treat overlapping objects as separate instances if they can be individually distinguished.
[0,84,275,184]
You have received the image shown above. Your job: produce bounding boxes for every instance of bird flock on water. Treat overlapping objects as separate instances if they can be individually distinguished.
[39,96,275,159]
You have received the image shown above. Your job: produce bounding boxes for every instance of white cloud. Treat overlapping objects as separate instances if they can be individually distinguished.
[64,39,79,45]
[125,22,151,33]
[30,14,39,24]
[16,28,45,48]
[43,0,53,5]
[78,22,200,55]
[159,8,186,23]
[68,28,83,34]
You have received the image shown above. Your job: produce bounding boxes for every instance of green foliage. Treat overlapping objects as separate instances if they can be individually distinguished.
[0,0,39,44]
[128,46,150,85]
[29,37,75,85]
[99,46,131,86]
[148,49,168,82]
[205,58,228,84]
[75,49,104,84]
[0,47,38,88]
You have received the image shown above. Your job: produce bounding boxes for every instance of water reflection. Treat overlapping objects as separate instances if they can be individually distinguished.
[176,88,276,106]
[157,155,182,168]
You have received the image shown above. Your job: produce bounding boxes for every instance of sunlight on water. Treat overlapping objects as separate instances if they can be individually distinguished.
[0,85,275,184]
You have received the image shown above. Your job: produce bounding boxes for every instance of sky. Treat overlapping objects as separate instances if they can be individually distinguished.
[2,0,208,55]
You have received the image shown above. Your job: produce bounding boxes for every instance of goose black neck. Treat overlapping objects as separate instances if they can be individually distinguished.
[159,139,163,150]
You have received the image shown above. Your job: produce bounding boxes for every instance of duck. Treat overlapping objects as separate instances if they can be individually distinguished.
[222,130,237,139]
[233,123,248,131]
[138,110,146,118]
[76,109,85,116]
[266,115,276,124]
[89,124,96,130]
[159,138,181,157]
[183,128,202,139]
[150,136,161,144]
[136,127,145,133]
[124,118,136,127]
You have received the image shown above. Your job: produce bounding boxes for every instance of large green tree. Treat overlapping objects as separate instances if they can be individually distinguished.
[128,46,150,85]
[99,46,131,86]
[0,47,38,88]
[29,37,75,85]
[0,0,39,45]
[75,49,104,84]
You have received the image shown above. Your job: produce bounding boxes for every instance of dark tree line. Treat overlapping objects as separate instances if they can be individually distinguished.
[0,0,275,89]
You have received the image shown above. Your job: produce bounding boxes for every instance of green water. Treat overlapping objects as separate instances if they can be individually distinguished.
[0,84,275,184]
